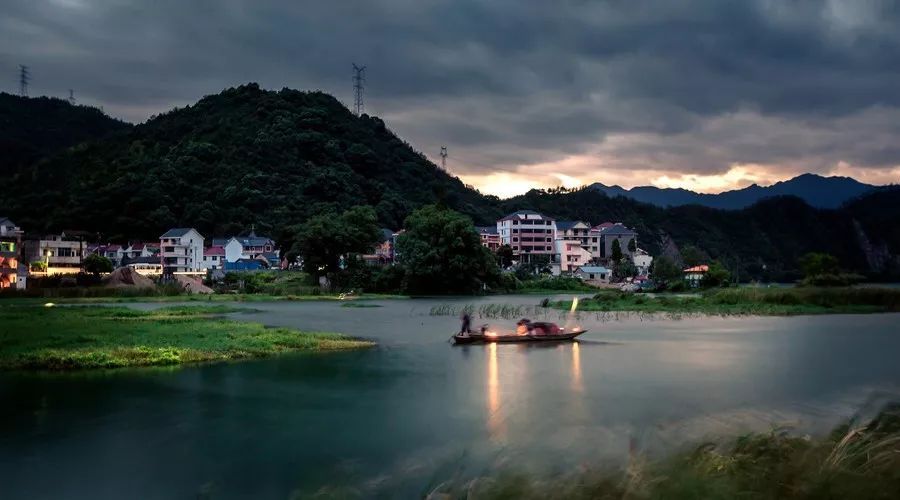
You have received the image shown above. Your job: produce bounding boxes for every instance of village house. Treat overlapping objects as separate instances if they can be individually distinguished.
[589,223,638,263]
[86,244,125,267]
[213,231,280,269]
[684,265,709,288]
[556,221,592,249]
[159,228,204,274]
[574,265,611,284]
[0,217,25,289]
[124,242,160,260]
[632,248,654,276]
[200,246,226,271]
[22,232,87,274]
[496,210,557,263]
[126,256,163,276]
[553,238,593,274]
[476,226,501,251]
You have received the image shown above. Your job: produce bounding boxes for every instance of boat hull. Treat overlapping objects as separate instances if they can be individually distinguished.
[452,330,586,345]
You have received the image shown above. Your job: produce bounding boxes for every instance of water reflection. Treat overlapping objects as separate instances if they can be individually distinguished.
[571,342,583,393]
[486,342,505,441]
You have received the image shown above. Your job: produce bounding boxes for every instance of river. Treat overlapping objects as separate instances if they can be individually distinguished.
[2,296,899,498]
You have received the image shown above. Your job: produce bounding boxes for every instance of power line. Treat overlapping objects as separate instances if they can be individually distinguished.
[440,146,448,170]
[352,63,366,116]
[19,65,30,96]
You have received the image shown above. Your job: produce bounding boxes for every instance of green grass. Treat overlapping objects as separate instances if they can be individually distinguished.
[549,287,900,316]
[429,404,900,499]
[0,292,408,305]
[0,305,372,371]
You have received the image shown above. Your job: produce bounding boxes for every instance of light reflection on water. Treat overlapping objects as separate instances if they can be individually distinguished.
[2,297,900,499]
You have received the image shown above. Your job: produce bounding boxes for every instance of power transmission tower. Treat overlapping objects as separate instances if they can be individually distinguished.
[352,63,366,115]
[440,146,448,170]
[68,89,76,105]
[19,65,30,96]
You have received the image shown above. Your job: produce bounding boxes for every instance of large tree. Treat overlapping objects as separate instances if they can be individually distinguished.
[290,206,382,283]
[650,256,682,288]
[396,205,499,294]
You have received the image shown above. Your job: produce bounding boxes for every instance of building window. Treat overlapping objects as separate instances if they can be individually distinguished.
[512,237,518,242]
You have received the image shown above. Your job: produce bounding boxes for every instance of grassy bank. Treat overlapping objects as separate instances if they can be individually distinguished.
[431,405,900,499]
[0,292,408,305]
[550,287,900,316]
[0,305,372,371]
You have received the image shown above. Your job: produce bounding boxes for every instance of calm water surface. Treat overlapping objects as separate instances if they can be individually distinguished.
[2,296,899,499]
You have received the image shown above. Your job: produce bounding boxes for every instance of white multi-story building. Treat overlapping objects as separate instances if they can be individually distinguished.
[496,210,557,262]
[159,228,204,274]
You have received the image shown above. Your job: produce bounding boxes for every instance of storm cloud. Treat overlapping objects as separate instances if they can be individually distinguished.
[2,0,899,195]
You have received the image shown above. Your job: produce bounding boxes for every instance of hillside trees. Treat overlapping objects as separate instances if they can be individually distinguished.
[396,205,499,294]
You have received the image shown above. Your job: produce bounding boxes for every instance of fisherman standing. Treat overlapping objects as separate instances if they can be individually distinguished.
[460,312,472,335]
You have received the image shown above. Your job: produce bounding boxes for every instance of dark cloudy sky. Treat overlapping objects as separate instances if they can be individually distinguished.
[3,0,899,196]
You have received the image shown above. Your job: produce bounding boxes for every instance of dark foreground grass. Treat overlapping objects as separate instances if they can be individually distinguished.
[0,305,372,370]
[429,405,900,499]
[551,287,900,316]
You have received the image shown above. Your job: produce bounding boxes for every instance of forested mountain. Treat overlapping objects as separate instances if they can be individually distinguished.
[502,187,900,281]
[3,84,898,280]
[0,92,130,173]
[591,174,878,209]
[3,84,501,240]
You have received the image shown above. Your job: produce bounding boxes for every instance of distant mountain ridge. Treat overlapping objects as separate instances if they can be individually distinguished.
[590,174,879,209]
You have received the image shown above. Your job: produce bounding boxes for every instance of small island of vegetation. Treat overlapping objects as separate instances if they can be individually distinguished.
[0,305,372,371]
[549,286,900,316]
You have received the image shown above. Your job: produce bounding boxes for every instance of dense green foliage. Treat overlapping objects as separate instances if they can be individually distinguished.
[430,405,900,499]
[650,256,682,288]
[82,254,114,275]
[3,84,500,241]
[0,92,129,173]
[0,305,370,370]
[3,86,898,282]
[701,261,732,288]
[288,206,382,281]
[396,205,499,294]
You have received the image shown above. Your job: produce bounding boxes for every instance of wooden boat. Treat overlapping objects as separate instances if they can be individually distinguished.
[452,328,587,345]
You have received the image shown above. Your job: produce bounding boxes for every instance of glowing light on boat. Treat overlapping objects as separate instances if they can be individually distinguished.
[570,296,579,313]
[485,330,498,337]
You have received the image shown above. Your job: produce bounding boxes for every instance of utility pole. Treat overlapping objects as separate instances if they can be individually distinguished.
[352,63,366,116]
[68,89,76,105]
[19,65,30,96]
[440,146,448,170]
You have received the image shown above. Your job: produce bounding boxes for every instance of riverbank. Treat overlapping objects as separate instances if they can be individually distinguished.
[550,287,900,316]
[0,305,372,371]
[0,292,408,305]
[430,405,900,499]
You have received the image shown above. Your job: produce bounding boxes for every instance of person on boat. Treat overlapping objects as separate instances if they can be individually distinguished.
[516,318,532,335]
[460,312,472,335]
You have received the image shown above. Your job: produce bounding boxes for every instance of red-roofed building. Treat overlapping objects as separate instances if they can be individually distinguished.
[201,246,226,271]
[684,265,709,287]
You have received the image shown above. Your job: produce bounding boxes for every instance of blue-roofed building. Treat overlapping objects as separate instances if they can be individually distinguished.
[574,265,610,284]
[224,258,267,271]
